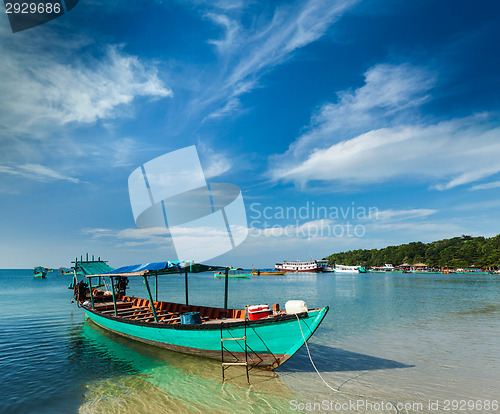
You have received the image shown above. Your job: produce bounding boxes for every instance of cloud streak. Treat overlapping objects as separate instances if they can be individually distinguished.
[272,117,500,190]
[197,0,358,120]
[0,163,81,183]
[269,62,500,191]
[470,181,500,191]
[0,25,172,183]
[0,42,171,137]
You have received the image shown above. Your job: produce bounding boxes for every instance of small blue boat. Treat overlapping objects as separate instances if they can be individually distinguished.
[33,266,47,278]
[214,268,252,278]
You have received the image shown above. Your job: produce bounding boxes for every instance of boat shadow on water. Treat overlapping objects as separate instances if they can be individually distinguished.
[279,343,414,373]
[68,319,298,413]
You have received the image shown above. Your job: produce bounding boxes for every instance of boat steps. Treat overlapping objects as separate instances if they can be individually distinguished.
[222,360,263,366]
[220,320,263,383]
[221,336,246,341]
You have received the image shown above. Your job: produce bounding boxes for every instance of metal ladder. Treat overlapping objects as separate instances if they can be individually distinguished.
[220,319,262,383]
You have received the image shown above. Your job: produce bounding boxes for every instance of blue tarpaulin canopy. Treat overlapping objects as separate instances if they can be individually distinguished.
[105,261,178,274]
[84,261,227,277]
[81,260,232,310]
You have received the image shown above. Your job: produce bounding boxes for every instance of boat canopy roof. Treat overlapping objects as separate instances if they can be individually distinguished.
[85,261,227,278]
[77,261,114,275]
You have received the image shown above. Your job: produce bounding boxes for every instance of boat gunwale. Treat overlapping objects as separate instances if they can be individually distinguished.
[83,305,327,331]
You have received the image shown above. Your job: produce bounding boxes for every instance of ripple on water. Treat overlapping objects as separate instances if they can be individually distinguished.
[1,271,500,413]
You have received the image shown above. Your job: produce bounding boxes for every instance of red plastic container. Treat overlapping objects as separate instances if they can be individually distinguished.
[247,304,270,320]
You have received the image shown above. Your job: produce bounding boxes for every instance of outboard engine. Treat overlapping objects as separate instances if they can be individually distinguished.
[73,280,89,304]
[115,276,129,297]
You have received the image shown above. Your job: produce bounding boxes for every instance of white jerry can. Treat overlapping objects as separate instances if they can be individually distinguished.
[285,300,308,314]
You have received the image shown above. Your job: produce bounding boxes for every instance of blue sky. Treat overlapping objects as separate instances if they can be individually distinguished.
[1,0,500,268]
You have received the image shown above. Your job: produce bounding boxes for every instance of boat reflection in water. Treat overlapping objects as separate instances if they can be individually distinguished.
[72,321,296,413]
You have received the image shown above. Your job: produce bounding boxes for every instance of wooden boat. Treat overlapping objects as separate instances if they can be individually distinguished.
[252,269,286,275]
[334,264,368,273]
[72,261,329,370]
[456,268,493,275]
[275,260,324,273]
[60,268,84,276]
[213,268,252,278]
[33,266,47,278]
[370,264,395,272]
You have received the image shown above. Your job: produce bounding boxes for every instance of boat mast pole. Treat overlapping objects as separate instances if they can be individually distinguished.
[88,277,95,310]
[142,274,159,323]
[185,268,188,306]
[73,257,78,285]
[110,276,118,317]
[155,271,158,302]
[224,267,229,310]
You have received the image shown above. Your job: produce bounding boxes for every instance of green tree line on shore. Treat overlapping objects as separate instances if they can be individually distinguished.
[325,234,500,269]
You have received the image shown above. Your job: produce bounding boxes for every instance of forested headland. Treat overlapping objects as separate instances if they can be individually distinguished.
[325,235,500,268]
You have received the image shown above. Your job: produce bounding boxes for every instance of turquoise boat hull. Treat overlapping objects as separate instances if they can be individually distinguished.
[83,305,329,369]
[213,272,252,278]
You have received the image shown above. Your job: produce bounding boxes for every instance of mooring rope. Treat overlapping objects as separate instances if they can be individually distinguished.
[294,314,401,414]
[295,313,338,392]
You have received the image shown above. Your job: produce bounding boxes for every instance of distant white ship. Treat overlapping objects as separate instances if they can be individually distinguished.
[275,260,324,273]
[334,264,367,273]
[371,264,395,272]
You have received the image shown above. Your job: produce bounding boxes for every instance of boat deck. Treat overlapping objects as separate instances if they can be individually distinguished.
[89,296,247,325]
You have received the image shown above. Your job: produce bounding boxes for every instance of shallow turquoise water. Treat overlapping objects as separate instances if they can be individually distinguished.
[1,270,499,413]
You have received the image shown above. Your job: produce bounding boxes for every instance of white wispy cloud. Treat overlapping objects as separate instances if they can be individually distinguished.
[272,118,500,190]
[197,141,232,178]
[197,0,358,120]
[0,163,81,183]
[374,208,438,221]
[269,62,500,190]
[279,63,436,158]
[369,221,462,235]
[470,181,500,191]
[0,25,172,183]
[0,42,171,136]
[206,12,241,52]
[106,138,143,168]
[251,218,345,239]
[82,227,171,247]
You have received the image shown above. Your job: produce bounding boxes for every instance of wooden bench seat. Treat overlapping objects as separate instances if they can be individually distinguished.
[128,311,179,321]
[100,305,149,315]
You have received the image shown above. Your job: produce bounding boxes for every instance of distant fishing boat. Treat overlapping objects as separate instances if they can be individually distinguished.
[214,268,252,278]
[456,268,493,275]
[72,261,329,370]
[67,254,115,289]
[275,260,324,273]
[334,264,367,273]
[33,267,47,278]
[370,264,395,273]
[60,268,84,276]
[252,269,286,276]
[409,263,443,274]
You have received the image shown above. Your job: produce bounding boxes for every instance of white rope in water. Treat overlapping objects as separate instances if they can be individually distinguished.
[295,313,338,392]
[294,313,401,413]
